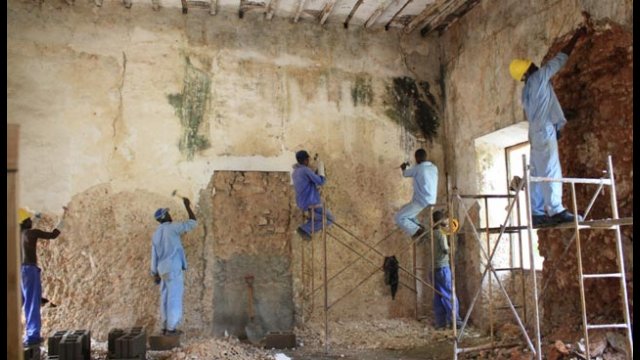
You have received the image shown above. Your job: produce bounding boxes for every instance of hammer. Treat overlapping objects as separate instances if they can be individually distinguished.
[171,190,187,200]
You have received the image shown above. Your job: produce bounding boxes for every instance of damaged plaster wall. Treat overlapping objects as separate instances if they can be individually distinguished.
[7,0,445,339]
[537,21,633,340]
[426,0,632,331]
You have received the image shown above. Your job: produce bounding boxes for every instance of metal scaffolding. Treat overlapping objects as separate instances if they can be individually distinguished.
[449,154,633,359]
[298,203,450,353]
[297,155,631,359]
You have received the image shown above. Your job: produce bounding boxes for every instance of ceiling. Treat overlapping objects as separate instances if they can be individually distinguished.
[100,0,481,36]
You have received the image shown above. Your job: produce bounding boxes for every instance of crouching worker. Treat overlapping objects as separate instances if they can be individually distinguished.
[432,210,463,330]
[291,150,334,240]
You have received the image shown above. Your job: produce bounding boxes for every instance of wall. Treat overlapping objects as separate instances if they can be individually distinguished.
[537,20,633,340]
[7,0,446,339]
[429,0,632,331]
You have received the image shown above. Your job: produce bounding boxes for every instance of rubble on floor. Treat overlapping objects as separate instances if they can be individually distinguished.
[293,318,481,350]
[460,328,630,360]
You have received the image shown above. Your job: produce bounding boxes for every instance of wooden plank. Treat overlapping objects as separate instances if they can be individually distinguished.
[364,0,402,29]
[7,124,23,360]
[293,0,307,23]
[343,0,363,28]
[384,0,414,31]
[404,0,448,34]
[7,124,19,171]
[264,0,277,20]
[319,0,338,25]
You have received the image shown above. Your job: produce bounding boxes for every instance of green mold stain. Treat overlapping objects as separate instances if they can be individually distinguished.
[168,57,211,160]
[351,76,373,107]
[384,77,440,142]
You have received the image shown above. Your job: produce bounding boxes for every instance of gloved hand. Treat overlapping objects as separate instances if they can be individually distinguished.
[400,162,409,171]
[153,273,161,285]
[317,161,326,177]
[556,130,562,140]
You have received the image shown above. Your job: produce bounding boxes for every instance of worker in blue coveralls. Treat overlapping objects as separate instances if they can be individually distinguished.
[291,150,334,240]
[431,210,463,330]
[509,25,587,226]
[395,148,438,241]
[150,197,197,336]
[19,206,67,347]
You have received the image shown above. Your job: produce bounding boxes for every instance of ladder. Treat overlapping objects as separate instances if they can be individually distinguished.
[523,155,633,359]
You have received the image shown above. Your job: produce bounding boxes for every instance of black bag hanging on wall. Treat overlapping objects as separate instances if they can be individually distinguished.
[383,255,399,299]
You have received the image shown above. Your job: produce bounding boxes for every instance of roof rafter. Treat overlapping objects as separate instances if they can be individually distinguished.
[364,0,402,29]
[319,0,338,25]
[265,0,278,20]
[343,0,363,28]
[384,0,413,31]
[293,0,307,23]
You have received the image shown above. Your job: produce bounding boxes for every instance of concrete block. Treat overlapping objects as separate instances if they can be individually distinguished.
[148,334,180,350]
[24,345,41,360]
[108,326,147,359]
[48,330,69,356]
[59,334,83,360]
[264,331,296,349]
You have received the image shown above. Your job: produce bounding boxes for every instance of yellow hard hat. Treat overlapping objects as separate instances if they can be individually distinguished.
[509,59,533,81]
[18,208,32,224]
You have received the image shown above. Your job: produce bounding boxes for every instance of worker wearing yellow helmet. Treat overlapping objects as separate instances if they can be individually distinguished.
[509,25,587,227]
[19,206,68,348]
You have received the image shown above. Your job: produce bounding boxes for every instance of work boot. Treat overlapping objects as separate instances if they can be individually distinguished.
[550,210,583,224]
[411,226,426,241]
[531,215,548,227]
[296,227,312,241]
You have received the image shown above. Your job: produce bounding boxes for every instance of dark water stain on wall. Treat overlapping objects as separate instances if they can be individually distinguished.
[351,75,373,106]
[384,77,440,142]
[168,57,211,160]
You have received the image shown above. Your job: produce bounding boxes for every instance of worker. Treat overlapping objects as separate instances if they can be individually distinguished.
[150,197,197,336]
[291,150,334,240]
[19,206,67,347]
[395,148,438,240]
[431,210,463,330]
[509,26,587,226]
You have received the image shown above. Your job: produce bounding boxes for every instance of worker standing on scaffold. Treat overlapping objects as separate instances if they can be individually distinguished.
[395,148,438,241]
[292,150,334,240]
[509,26,587,226]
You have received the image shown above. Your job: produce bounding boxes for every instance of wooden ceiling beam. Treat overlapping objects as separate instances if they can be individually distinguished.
[265,0,277,20]
[364,0,401,29]
[293,0,307,23]
[343,0,363,28]
[405,0,447,34]
[319,0,338,25]
[384,0,413,31]
[406,0,478,35]
[210,0,217,15]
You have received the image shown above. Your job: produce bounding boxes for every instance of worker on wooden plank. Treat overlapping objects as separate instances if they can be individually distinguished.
[291,150,334,240]
[150,197,197,336]
[395,148,438,240]
[431,210,463,330]
[19,206,67,347]
[509,26,587,226]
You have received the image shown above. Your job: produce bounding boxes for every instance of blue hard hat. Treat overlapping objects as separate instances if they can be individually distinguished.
[154,208,169,221]
[296,150,310,163]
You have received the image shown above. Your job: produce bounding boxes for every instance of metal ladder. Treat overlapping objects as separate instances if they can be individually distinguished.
[524,155,633,359]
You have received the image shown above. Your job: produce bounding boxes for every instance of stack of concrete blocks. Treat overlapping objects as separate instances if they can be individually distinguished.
[47,330,91,360]
[107,327,147,360]
[23,345,41,360]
